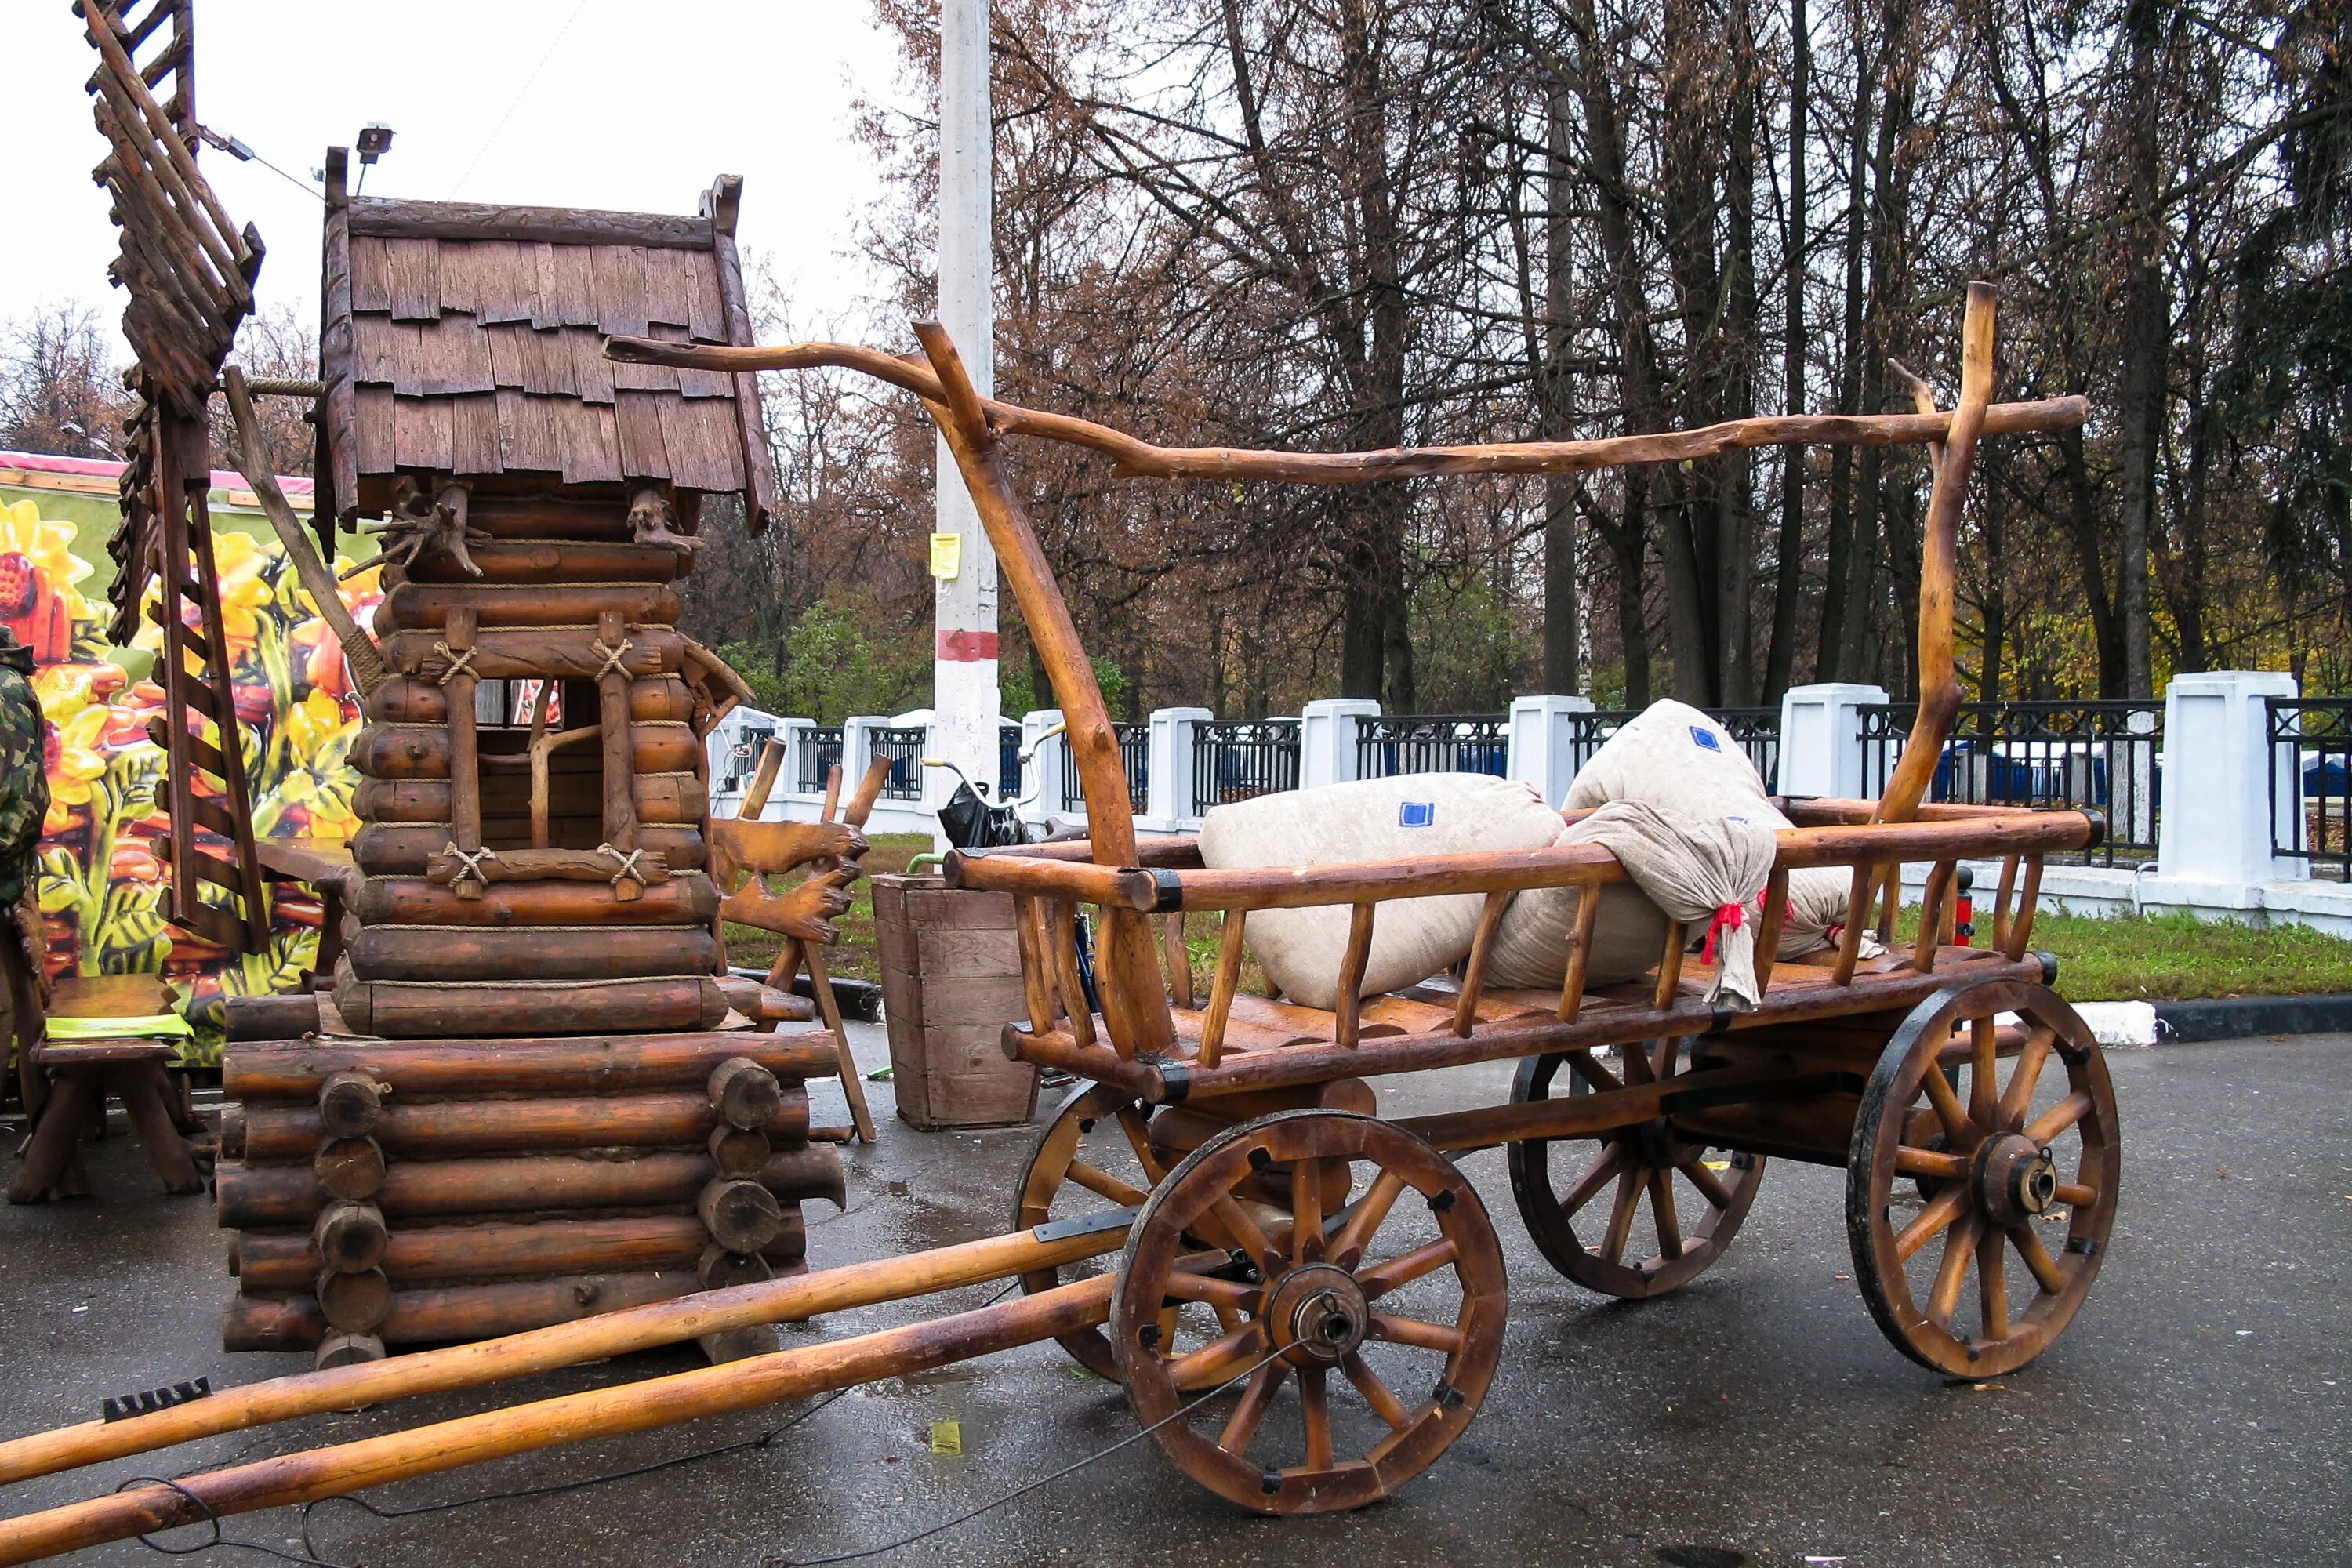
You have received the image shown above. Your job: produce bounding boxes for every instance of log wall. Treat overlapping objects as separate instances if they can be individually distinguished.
[216,492,840,1369]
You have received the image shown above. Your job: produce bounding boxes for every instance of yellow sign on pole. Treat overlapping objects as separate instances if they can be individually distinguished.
[928,532,962,579]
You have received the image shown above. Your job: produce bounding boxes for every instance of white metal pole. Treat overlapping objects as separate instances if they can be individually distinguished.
[931,0,1001,842]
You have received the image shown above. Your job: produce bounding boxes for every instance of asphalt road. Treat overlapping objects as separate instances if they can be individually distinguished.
[2,1029,2347,1568]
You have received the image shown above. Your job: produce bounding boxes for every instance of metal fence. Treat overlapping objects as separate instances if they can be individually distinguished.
[2268,697,2351,880]
[869,725,929,802]
[796,726,843,794]
[1000,724,1025,800]
[1192,718,1301,808]
[1060,723,1150,813]
[1356,714,1508,779]
[1564,707,1782,792]
[1857,701,2162,864]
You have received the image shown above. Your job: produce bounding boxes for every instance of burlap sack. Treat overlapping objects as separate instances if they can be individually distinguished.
[1563,800,1779,1011]
[1561,699,1855,959]
[1199,773,1565,1009]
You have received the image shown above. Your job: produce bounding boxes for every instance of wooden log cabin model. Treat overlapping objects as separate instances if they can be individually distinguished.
[67,0,864,1370]
[0,4,2132,1555]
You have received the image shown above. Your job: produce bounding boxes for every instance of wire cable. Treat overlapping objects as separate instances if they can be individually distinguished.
[291,1278,1027,1559]
[297,1385,855,1561]
[118,1477,354,1568]
[448,0,592,198]
[766,1345,1289,1567]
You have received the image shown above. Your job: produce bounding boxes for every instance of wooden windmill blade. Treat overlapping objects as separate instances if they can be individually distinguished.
[81,0,271,952]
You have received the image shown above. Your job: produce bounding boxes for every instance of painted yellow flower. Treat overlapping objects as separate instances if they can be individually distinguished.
[281,688,351,764]
[206,530,274,646]
[33,662,100,719]
[43,700,111,833]
[0,498,96,621]
[129,532,277,655]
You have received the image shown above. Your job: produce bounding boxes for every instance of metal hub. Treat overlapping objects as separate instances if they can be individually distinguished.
[1973,1133,2060,1225]
[1261,1263,1370,1367]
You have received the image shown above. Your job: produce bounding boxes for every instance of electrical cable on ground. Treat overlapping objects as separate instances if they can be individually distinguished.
[765,1346,1290,1567]
[117,1477,354,1568]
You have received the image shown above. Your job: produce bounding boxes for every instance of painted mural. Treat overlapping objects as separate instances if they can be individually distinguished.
[0,452,372,1065]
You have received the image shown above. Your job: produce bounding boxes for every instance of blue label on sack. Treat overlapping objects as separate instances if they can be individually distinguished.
[1690,725,1722,752]
[1399,800,1436,828]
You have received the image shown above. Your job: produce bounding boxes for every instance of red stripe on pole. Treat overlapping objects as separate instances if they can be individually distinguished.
[935,629,1000,661]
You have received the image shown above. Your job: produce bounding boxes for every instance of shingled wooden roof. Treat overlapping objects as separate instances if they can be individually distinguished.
[317,155,777,529]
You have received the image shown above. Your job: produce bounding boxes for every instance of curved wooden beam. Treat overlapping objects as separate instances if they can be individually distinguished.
[604,333,2083,484]
[905,323,1173,1062]
[1874,282,1998,826]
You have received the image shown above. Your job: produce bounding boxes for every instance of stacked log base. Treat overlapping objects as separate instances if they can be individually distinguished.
[216,1031,841,1367]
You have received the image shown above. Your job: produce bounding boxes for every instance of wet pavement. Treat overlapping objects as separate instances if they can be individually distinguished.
[2,1029,2347,1568]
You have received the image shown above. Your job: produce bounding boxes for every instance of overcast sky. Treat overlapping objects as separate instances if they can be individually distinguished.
[5,1,908,358]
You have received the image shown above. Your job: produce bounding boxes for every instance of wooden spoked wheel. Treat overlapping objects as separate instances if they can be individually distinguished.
[1508,1042,1767,1298]
[1847,979,2120,1377]
[1112,1109,1508,1515]
[1011,1081,1168,1378]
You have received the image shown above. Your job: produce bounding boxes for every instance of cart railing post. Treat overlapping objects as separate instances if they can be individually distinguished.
[1508,694,1598,808]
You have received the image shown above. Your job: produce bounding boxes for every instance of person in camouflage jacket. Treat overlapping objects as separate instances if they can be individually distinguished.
[0,627,49,910]
[0,626,46,1107]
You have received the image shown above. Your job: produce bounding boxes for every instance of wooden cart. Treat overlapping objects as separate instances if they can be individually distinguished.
[0,284,2119,1555]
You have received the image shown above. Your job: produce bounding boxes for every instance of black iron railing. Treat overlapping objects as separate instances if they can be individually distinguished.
[1192,718,1301,808]
[2268,697,2350,880]
[1000,724,1025,800]
[1356,714,1508,779]
[869,724,929,802]
[1857,701,2162,865]
[1563,708,1780,792]
[1711,707,1782,792]
[1060,723,1150,813]
[796,726,843,793]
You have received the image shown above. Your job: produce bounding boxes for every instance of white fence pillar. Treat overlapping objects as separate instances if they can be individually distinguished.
[1147,706,1211,829]
[1299,699,1380,790]
[1507,694,1598,808]
[1019,707,1069,826]
[1778,683,1890,800]
[2150,671,2299,891]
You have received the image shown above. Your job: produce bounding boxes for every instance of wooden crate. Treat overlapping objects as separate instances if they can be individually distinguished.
[870,874,1040,1130]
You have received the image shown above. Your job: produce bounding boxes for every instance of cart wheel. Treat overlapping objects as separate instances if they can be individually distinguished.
[1847,979,2119,1377]
[1112,1109,1507,1515]
[1011,1081,1167,1379]
[1508,1043,1766,1298]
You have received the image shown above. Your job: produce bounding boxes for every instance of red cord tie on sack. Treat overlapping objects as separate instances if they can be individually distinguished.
[1702,901,1747,965]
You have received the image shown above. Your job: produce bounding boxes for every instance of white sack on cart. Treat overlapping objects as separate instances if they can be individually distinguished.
[1570,800,1780,1011]
[1198,773,1565,1009]
[1485,873,1671,992]
[1562,699,1872,959]
[1488,802,1778,1007]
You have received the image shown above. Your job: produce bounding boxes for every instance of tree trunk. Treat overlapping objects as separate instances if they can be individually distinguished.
[2115,0,2166,698]
[1541,81,1581,695]
[1817,13,1875,681]
[1763,0,1811,701]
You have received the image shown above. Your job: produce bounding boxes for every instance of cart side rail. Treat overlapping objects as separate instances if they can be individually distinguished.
[944,810,2098,914]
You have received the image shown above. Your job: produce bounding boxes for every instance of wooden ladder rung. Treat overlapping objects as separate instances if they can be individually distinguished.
[174,677,221,720]
[144,715,229,778]
[190,796,244,840]
[177,899,250,950]
[182,848,249,894]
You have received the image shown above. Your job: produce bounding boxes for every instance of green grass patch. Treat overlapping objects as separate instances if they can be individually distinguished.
[1893,904,2352,1003]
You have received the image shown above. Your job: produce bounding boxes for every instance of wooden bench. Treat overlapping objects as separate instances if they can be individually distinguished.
[7,975,207,1203]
